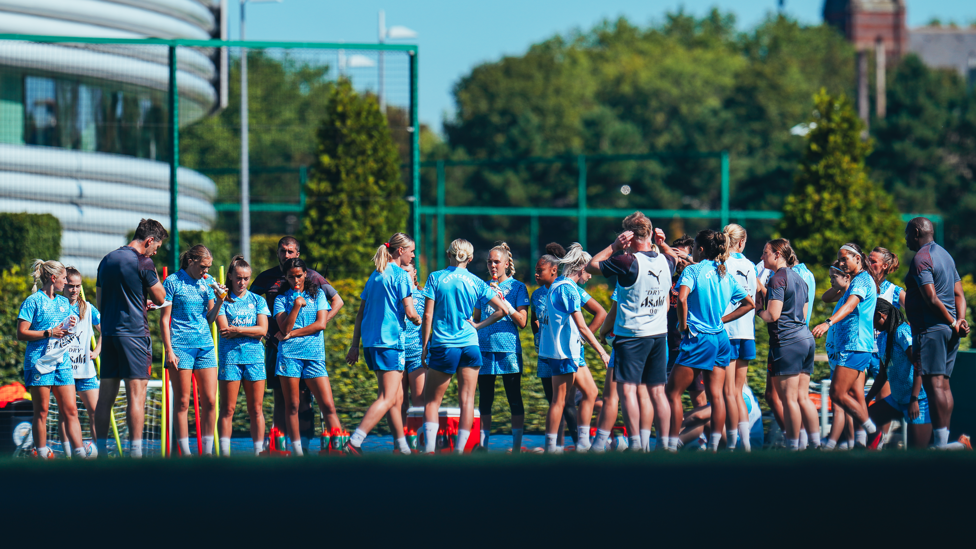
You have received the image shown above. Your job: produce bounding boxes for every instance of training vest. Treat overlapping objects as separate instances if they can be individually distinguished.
[724,253,758,340]
[540,278,582,361]
[614,252,671,338]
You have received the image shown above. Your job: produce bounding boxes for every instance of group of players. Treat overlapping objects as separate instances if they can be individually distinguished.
[15,212,972,457]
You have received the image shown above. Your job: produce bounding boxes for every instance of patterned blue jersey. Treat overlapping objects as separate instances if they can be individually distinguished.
[423,267,495,348]
[18,292,72,371]
[218,291,270,365]
[878,323,926,404]
[678,260,748,335]
[828,270,878,366]
[404,287,426,361]
[274,288,331,359]
[476,277,529,353]
[164,270,216,349]
[360,264,412,350]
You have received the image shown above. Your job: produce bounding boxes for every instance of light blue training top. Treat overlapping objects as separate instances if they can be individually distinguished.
[360,263,412,350]
[423,266,495,348]
[678,260,748,335]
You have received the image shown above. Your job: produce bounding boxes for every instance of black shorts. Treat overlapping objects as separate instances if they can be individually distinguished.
[767,338,815,377]
[914,324,959,378]
[101,335,152,380]
[265,339,281,389]
[613,335,668,386]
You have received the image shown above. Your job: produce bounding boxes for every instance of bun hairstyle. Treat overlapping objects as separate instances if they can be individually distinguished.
[545,242,566,259]
[558,243,591,277]
[373,232,414,273]
[447,238,474,264]
[64,266,86,319]
[489,241,516,277]
[695,229,730,277]
[622,211,657,251]
[875,298,906,374]
[766,238,798,267]
[30,259,65,293]
[671,234,695,249]
[723,223,747,250]
[179,244,212,270]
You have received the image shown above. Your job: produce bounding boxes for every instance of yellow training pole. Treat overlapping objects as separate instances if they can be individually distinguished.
[80,286,124,455]
[211,265,223,456]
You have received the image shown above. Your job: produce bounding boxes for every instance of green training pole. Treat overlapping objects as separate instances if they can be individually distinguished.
[577,155,587,250]
[436,159,445,271]
[168,45,179,275]
[720,151,729,229]
[410,50,421,276]
[530,214,539,261]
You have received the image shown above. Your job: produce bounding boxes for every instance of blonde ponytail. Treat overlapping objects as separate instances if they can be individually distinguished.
[489,241,516,277]
[723,223,746,251]
[558,243,591,277]
[374,232,415,272]
[31,259,65,293]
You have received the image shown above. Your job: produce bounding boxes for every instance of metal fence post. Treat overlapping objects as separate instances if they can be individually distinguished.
[530,214,539,262]
[298,165,307,227]
[820,379,830,437]
[720,150,729,229]
[169,44,179,275]
[436,159,445,270]
[578,155,587,250]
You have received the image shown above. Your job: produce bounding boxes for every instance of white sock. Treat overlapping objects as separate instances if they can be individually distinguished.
[593,429,611,452]
[708,432,722,451]
[512,428,523,452]
[130,438,143,458]
[396,437,411,454]
[738,422,751,452]
[481,429,490,447]
[179,438,191,456]
[934,427,950,448]
[640,429,651,452]
[629,435,642,451]
[253,440,264,455]
[824,439,837,450]
[727,429,738,451]
[456,429,470,453]
[349,428,367,448]
[855,428,867,446]
[862,418,877,434]
[424,422,439,453]
[787,438,799,451]
[63,440,72,454]
[96,438,107,457]
[219,438,230,456]
[799,429,808,450]
[669,437,681,451]
[579,427,592,448]
[946,441,967,450]
[291,440,303,456]
[36,446,51,458]
[808,430,821,449]
[554,445,565,454]
[202,435,214,455]
[72,446,86,458]
[839,440,850,450]
[545,434,558,452]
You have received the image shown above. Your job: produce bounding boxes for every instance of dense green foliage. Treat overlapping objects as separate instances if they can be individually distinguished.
[0,213,61,271]
[300,79,408,279]
[778,90,904,267]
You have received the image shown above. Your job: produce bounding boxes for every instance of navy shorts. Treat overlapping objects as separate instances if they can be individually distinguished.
[729,339,756,361]
[767,338,815,377]
[427,345,482,375]
[364,347,405,372]
[674,332,732,372]
[100,335,152,380]
[613,335,668,385]
[914,325,959,378]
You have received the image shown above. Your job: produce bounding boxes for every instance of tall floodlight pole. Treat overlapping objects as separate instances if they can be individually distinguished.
[240,0,281,262]
[378,10,416,112]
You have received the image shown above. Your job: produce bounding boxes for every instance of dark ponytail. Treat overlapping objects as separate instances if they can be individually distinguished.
[876,298,905,373]
[282,258,320,297]
[767,238,798,267]
[696,229,730,277]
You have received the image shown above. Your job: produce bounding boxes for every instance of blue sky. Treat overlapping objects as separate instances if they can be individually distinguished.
[232,1,976,132]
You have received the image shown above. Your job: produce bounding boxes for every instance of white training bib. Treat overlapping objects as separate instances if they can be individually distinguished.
[614,252,671,338]
[65,304,97,380]
[539,279,582,361]
[36,314,76,374]
[724,253,758,340]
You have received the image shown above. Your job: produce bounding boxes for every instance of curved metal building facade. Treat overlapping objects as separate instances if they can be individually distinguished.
[0,0,223,275]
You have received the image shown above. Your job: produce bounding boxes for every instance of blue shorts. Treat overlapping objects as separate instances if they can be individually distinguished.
[837,351,872,373]
[729,339,756,361]
[219,362,266,382]
[868,353,881,378]
[480,352,522,376]
[74,376,99,392]
[883,395,931,425]
[427,345,481,375]
[405,354,423,373]
[674,332,732,372]
[364,347,405,372]
[24,359,73,387]
[276,355,329,379]
[541,357,578,376]
[174,346,217,370]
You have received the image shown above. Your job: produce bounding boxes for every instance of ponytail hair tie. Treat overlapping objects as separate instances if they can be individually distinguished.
[384,242,390,248]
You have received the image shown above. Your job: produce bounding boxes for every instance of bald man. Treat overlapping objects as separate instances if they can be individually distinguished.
[904,217,971,449]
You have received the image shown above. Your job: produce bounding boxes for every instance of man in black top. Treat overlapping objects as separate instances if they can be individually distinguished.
[251,236,343,448]
[94,219,168,457]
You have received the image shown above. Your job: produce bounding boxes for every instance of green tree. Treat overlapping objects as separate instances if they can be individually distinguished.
[778,89,903,267]
[301,79,407,279]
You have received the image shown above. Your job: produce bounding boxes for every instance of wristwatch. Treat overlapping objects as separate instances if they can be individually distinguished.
[43,329,50,338]
[909,395,919,403]
[824,318,832,327]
